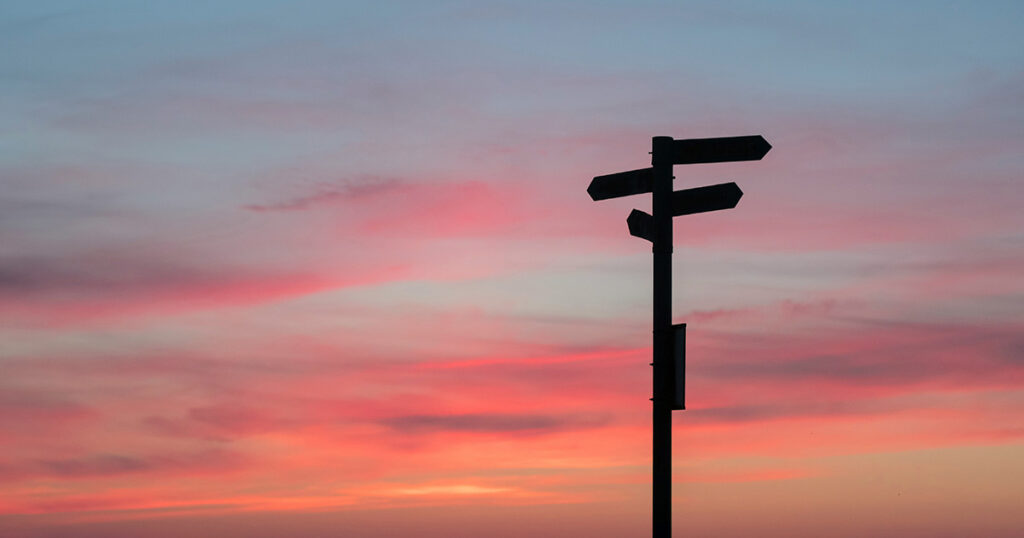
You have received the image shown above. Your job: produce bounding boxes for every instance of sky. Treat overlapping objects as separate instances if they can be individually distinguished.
[2,1,1023,536]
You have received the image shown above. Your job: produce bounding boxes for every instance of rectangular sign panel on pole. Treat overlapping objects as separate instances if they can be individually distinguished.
[672,323,686,411]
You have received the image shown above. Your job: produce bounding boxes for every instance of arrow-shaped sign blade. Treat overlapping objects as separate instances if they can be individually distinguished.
[671,182,743,216]
[588,168,654,201]
[671,135,771,165]
[626,209,654,242]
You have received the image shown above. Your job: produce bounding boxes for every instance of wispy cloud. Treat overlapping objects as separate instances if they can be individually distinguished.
[34,449,243,479]
[243,176,404,212]
[381,413,611,435]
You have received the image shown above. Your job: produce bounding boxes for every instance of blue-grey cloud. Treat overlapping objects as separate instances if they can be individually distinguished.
[698,321,1024,388]
[382,412,610,434]
[0,254,223,295]
[243,176,404,212]
[31,449,243,479]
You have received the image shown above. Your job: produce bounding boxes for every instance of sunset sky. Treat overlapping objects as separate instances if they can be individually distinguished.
[2,1,1023,537]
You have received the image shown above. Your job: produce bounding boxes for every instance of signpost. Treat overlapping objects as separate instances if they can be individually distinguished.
[588,135,771,538]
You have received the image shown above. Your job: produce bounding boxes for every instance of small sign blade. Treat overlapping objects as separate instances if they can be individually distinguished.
[588,168,654,201]
[672,135,771,165]
[626,209,654,242]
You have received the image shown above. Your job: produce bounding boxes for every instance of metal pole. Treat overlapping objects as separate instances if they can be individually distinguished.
[651,136,674,538]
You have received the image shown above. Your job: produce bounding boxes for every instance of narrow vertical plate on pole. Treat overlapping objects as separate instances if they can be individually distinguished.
[672,323,685,410]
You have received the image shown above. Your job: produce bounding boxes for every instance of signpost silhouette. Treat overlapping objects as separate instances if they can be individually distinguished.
[588,135,771,538]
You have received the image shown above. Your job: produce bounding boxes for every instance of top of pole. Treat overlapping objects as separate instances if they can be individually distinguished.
[651,136,675,167]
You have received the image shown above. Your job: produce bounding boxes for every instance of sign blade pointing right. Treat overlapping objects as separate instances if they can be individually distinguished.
[671,182,743,216]
[672,135,771,165]
[588,167,654,201]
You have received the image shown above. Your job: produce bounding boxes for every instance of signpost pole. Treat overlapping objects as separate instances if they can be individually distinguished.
[587,133,770,538]
[651,136,674,538]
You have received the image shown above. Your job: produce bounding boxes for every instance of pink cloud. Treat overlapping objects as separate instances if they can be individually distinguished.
[249,175,546,241]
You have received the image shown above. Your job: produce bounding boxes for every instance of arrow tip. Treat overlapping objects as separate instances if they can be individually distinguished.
[756,136,772,158]
[719,182,743,209]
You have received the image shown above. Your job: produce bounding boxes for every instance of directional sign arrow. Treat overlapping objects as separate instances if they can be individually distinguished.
[588,168,654,201]
[627,183,741,241]
[671,182,743,216]
[671,135,771,165]
[626,209,654,242]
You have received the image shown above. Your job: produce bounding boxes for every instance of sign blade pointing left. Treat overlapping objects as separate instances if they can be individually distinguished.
[627,209,654,242]
[588,167,654,201]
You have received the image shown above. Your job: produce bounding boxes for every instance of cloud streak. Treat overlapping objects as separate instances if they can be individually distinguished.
[381,413,611,435]
[243,176,405,212]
